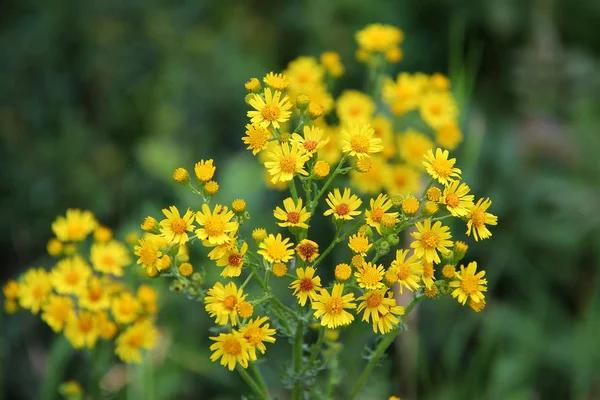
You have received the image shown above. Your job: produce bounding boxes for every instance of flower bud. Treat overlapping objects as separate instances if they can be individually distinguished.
[296,93,310,110]
[386,234,400,246]
[173,167,190,184]
[377,240,390,255]
[191,272,203,284]
[307,102,324,119]
[244,78,261,93]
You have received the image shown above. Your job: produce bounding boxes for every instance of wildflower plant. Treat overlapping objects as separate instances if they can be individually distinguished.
[126,23,498,399]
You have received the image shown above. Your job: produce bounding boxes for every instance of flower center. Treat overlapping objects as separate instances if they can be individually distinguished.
[223,295,237,311]
[297,72,311,84]
[223,338,242,355]
[204,216,225,237]
[243,327,263,346]
[102,254,115,267]
[461,274,479,294]
[325,297,344,314]
[171,218,187,234]
[127,333,144,348]
[470,209,485,228]
[420,231,439,249]
[228,253,242,267]
[430,103,443,116]
[299,277,314,291]
[396,264,410,281]
[366,293,383,308]
[79,319,92,333]
[370,208,384,222]
[33,285,45,299]
[431,159,453,178]
[249,129,269,147]
[287,211,300,224]
[297,243,317,260]
[349,106,362,116]
[67,223,83,239]
[350,135,370,153]
[335,203,350,216]
[89,288,102,302]
[267,241,287,261]
[65,271,80,285]
[445,193,460,208]
[279,155,297,174]
[361,267,381,288]
[303,140,318,152]
[140,247,157,266]
[261,104,280,121]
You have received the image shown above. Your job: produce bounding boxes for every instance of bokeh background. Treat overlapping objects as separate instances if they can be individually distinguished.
[2,0,600,399]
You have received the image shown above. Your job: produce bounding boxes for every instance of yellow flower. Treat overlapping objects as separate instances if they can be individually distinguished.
[469,298,486,312]
[236,301,254,319]
[79,276,110,311]
[371,115,395,159]
[291,125,330,154]
[239,316,277,360]
[341,123,383,158]
[245,77,261,92]
[3,280,19,299]
[323,188,363,221]
[449,261,487,305]
[172,168,190,184]
[205,282,247,326]
[365,194,398,234]
[312,283,356,328]
[289,266,322,306]
[194,159,216,182]
[320,51,344,77]
[272,262,288,277]
[195,204,239,246]
[420,92,458,130]
[210,330,252,371]
[295,239,320,263]
[398,129,433,167]
[159,206,196,245]
[115,319,159,364]
[401,196,420,215]
[382,73,428,115]
[64,311,98,349]
[334,263,352,281]
[356,288,397,323]
[52,256,92,296]
[440,180,474,217]
[205,180,219,196]
[134,235,166,274]
[372,303,405,334]
[348,234,372,256]
[93,225,113,242]
[41,295,75,332]
[389,249,423,293]
[252,228,267,244]
[243,124,271,155]
[466,198,498,241]
[355,24,403,53]
[216,242,248,278]
[350,156,390,195]
[47,238,63,256]
[427,187,442,202]
[313,160,330,178]
[422,148,462,185]
[421,261,436,290]
[355,262,385,290]
[273,197,311,229]
[52,209,97,242]
[179,262,193,276]
[436,123,463,150]
[248,88,292,129]
[231,199,247,214]
[285,56,325,91]
[264,142,310,183]
[410,220,453,264]
[111,292,140,325]
[59,381,83,399]
[258,233,294,264]
[90,240,131,277]
[263,72,289,90]
[336,90,375,125]
[442,264,456,279]
[141,216,158,232]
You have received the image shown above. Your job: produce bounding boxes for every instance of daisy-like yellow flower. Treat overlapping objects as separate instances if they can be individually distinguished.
[159,206,195,245]
[263,72,289,90]
[410,220,453,264]
[312,283,356,328]
[436,123,463,150]
[365,193,398,234]
[134,235,166,275]
[205,282,247,326]
[209,330,252,371]
[336,90,376,124]
[90,240,131,276]
[64,311,98,349]
[341,123,383,158]
[382,73,428,115]
[247,88,292,129]
[389,249,423,294]
[449,261,487,305]
[291,125,330,154]
[216,242,248,278]
[466,198,498,241]
[295,239,320,263]
[111,292,140,325]
[356,288,397,323]
[239,316,277,360]
[398,129,434,167]
[115,319,159,364]
[194,159,216,182]
[355,24,403,53]
[205,233,237,261]
[348,234,372,256]
[372,303,405,334]
[420,92,458,130]
[195,204,239,246]
[350,155,390,195]
[273,197,311,229]
[439,180,474,217]
[51,256,92,296]
[289,266,322,306]
[422,148,462,185]
[320,51,344,77]
[355,262,385,290]
[264,142,311,183]
[52,209,97,242]
[79,276,111,311]
[323,188,363,221]
[41,295,75,332]
[422,261,436,290]
[243,124,271,155]
[284,56,325,91]
[258,233,294,264]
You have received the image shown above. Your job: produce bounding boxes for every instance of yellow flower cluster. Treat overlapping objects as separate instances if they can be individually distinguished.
[3,209,159,364]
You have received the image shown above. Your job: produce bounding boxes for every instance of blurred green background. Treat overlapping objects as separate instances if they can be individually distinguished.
[2,0,600,399]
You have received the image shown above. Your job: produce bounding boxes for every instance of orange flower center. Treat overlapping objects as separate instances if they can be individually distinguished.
[32,285,46,299]
[228,254,242,267]
[287,211,300,224]
[79,319,93,333]
[366,293,383,308]
[261,104,280,121]
[350,135,369,153]
[279,155,297,174]
[396,264,410,281]
[127,333,144,348]
[325,297,344,314]
[431,158,453,178]
[223,295,237,311]
[67,223,83,239]
[299,277,314,292]
[460,274,479,294]
[420,231,439,249]
[303,140,318,152]
[102,254,115,267]
[349,106,362,116]
[65,271,80,285]
[139,246,157,266]
[204,216,225,237]
[297,242,318,261]
[89,288,102,302]
[243,327,263,345]
[223,338,242,355]
[360,266,381,288]
[370,208,384,222]
[445,193,460,208]
[470,209,485,228]
[335,203,350,216]
[423,262,434,278]
[171,218,187,234]
[430,103,443,116]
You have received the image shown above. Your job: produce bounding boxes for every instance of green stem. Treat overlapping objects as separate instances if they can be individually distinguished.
[306,326,326,369]
[348,295,425,400]
[290,178,299,202]
[309,155,348,212]
[292,320,305,400]
[250,363,269,397]
[239,272,254,290]
[237,365,269,400]
[313,219,363,269]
